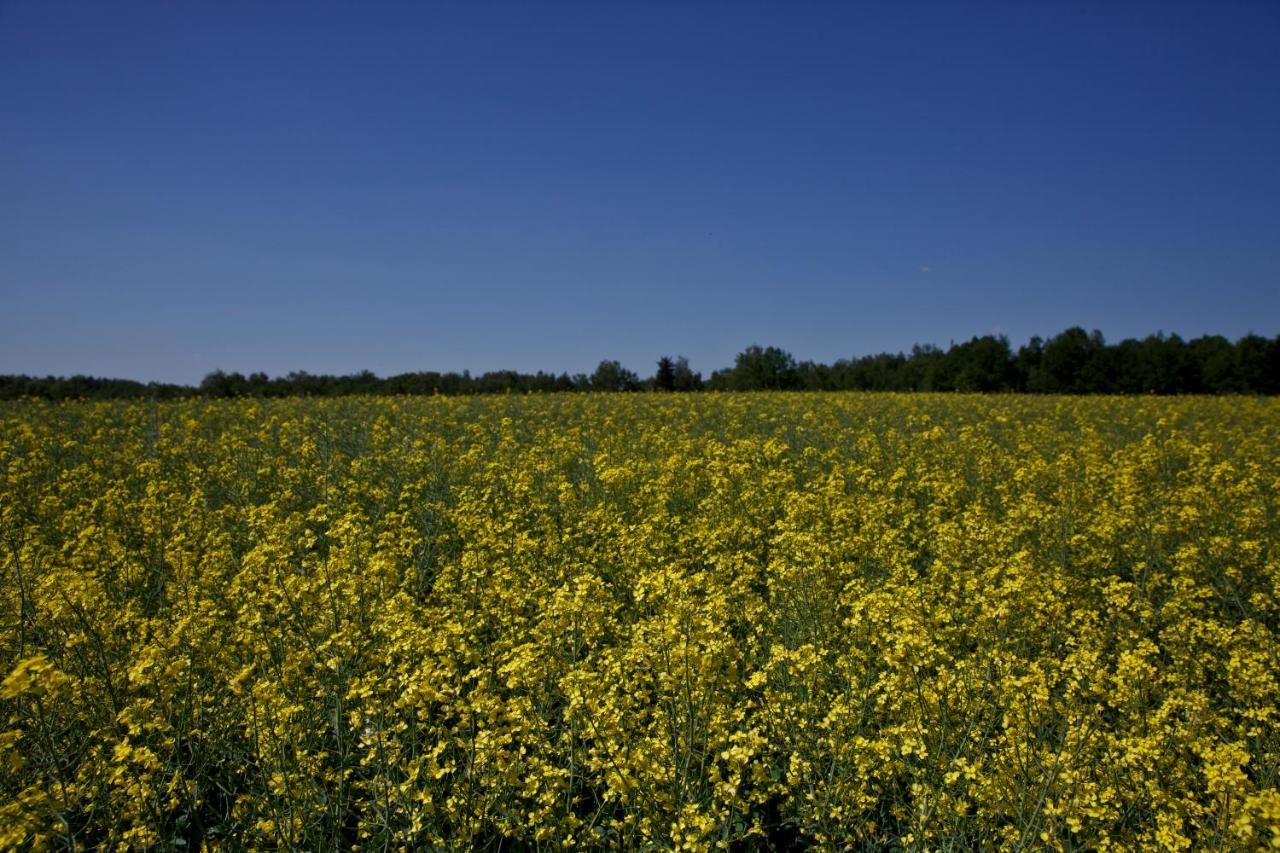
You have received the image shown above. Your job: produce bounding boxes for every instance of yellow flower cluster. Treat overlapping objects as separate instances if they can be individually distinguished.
[1,393,1278,849]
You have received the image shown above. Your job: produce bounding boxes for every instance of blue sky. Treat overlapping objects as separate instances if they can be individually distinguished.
[2,1,1278,383]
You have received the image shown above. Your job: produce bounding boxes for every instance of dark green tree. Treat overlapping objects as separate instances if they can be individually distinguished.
[654,357,676,391]
[673,357,701,391]
[727,345,800,390]
[591,360,641,392]
[1029,328,1107,393]
[945,335,1016,392]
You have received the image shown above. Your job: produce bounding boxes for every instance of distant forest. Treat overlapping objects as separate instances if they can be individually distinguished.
[3,328,1279,401]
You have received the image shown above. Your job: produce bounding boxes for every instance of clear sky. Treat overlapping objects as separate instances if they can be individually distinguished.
[2,1,1278,384]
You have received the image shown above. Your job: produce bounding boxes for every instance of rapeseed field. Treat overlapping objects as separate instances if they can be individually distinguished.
[1,393,1278,850]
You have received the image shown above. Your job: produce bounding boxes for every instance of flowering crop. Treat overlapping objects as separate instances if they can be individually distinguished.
[1,393,1278,850]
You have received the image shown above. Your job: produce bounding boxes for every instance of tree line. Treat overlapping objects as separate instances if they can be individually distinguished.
[2,328,1278,401]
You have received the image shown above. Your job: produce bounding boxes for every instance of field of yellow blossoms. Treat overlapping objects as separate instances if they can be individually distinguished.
[2,393,1278,850]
